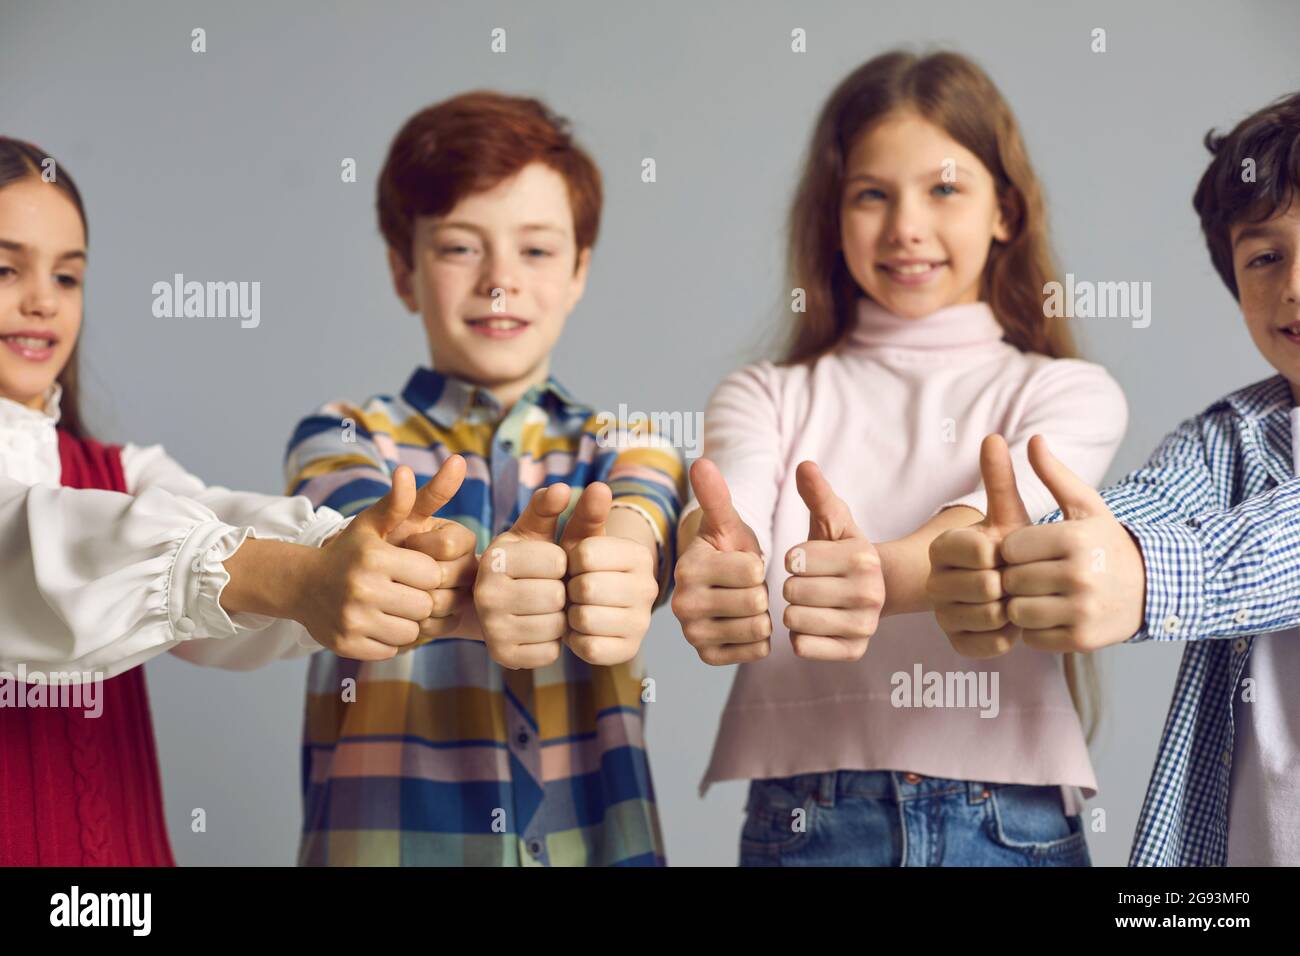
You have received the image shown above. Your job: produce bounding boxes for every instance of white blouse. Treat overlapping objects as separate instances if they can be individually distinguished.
[0,385,345,680]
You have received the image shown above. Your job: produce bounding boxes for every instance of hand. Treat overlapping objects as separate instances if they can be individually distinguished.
[294,466,443,660]
[473,483,570,669]
[782,461,883,661]
[393,455,480,644]
[927,434,1031,658]
[559,482,658,666]
[672,458,772,666]
[1000,435,1145,651]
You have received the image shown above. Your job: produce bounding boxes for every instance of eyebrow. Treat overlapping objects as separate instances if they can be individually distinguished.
[0,238,86,261]
[1232,224,1281,247]
[845,166,977,185]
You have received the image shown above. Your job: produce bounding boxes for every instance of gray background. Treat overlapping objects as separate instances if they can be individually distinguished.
[3,0,1298,865]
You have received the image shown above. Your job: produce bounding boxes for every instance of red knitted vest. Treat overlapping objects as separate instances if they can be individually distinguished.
[0,430,176,866]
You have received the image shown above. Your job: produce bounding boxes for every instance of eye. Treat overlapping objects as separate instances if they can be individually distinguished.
[853,187,886,202]
[932,183,958,197]
[439,244,478,257]
[56,273,81,289]
[524,247,554,258]
[0,265,14,279]
[1246,251,1281,268]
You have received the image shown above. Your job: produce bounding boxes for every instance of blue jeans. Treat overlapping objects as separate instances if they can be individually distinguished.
[739,770,1091,866]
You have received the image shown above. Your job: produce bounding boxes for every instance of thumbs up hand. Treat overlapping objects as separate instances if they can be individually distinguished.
[928,433,1033,658]
[297,465,444,660]
[1000,435,1145,651]
[473,483,571,669]
[672,458,773,666]
[559,482,659,666]
[783,461,884,661]
[390,455,481,644]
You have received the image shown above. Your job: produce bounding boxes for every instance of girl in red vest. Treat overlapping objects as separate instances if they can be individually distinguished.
[0,138,478,866]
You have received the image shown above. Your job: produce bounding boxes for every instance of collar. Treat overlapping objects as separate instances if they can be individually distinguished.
[0,382,63,429]
[844,296,1007,352]
[400,366,583,428]
[1218,374,1297,485]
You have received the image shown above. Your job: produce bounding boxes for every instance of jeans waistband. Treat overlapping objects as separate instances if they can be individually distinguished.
[759,770,1027,807]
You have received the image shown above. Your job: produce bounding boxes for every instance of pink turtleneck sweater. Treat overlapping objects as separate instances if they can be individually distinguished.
[682,297,1129,807]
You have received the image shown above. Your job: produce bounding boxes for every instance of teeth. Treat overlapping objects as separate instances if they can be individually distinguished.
[3,336,52,348]
[890,263,937,275]
[480,319,523,330]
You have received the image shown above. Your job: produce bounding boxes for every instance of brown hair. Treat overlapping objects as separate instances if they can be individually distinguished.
[377,90,602,271]
[1193,91,1300,299]
[781,49,1075,365]
[781,50,1097,741]
[0,137,88,438]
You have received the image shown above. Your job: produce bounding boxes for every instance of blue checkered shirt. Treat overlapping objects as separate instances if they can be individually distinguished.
[1040,373,1300,866]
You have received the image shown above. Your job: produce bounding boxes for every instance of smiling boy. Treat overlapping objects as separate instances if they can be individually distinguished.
[284,92,684,866]
[928,91,1300,866]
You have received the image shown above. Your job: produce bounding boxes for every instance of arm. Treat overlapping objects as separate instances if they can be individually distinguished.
[944,358,1130,523]
[876,505,984,616]
[599,420,687,607]
[1125,475,1300,642]
[0,473,304,679]
[676,363,784,564]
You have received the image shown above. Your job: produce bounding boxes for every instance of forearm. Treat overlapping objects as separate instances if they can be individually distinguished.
[220,537,314,623]
[877,505,984,617]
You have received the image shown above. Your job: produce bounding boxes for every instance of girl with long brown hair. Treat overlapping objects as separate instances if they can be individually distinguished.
[671,50,1127,865]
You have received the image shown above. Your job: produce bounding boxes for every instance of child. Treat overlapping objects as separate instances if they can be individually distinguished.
[929,90,1300,867]
[284,91,686,866]
[0,137,474,866]
[672,51,1128,866]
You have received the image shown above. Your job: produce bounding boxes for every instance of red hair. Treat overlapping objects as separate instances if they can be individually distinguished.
[377,91,602,270]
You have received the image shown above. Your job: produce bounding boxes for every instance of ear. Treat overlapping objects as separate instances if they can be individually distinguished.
[567,246,592,309]
[991,190,1018,245]
[386,246,419,313]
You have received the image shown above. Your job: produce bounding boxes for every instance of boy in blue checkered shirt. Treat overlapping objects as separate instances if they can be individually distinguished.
[927,90,1300,866]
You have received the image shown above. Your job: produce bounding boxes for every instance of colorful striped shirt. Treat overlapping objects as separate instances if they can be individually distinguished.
[1038,373,1300,866]
[284,367,685,866]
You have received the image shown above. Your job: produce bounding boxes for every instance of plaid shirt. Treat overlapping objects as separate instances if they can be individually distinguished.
[284,367,684,866]
[1040,373,1300,866]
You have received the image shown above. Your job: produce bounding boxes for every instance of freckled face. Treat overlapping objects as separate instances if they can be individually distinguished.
[1232,200,1300,402]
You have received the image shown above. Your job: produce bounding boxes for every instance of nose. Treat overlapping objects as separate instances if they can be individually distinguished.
[477,250,520,309]
[1284,257,1300,306]
[19,273,59,320]
[883,191,930,248]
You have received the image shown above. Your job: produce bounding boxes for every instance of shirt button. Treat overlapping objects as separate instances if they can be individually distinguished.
[527,838,544,858]
[1233,637,1248,654]
[1233,609,1250,626]
[902,773,923,784]
[1222,750,1233,767]
[175,616,196,636]
[1162,615,1181,634]
[515,729,530,747]
[192,557,204,573]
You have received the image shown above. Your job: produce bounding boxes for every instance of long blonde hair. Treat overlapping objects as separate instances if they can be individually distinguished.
[780,49,1098,741]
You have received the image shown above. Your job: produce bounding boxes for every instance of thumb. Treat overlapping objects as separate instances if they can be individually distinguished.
[509,483,572,542]
[691,458,757,552]
[410,454,467,520]
[353,466,417,539]
[795,460,862,541]
[979,434,1030,531]
[560,481,611,549]
[1027,434,1107,520]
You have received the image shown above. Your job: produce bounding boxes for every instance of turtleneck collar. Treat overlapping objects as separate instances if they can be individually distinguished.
[844,296,1007,352]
